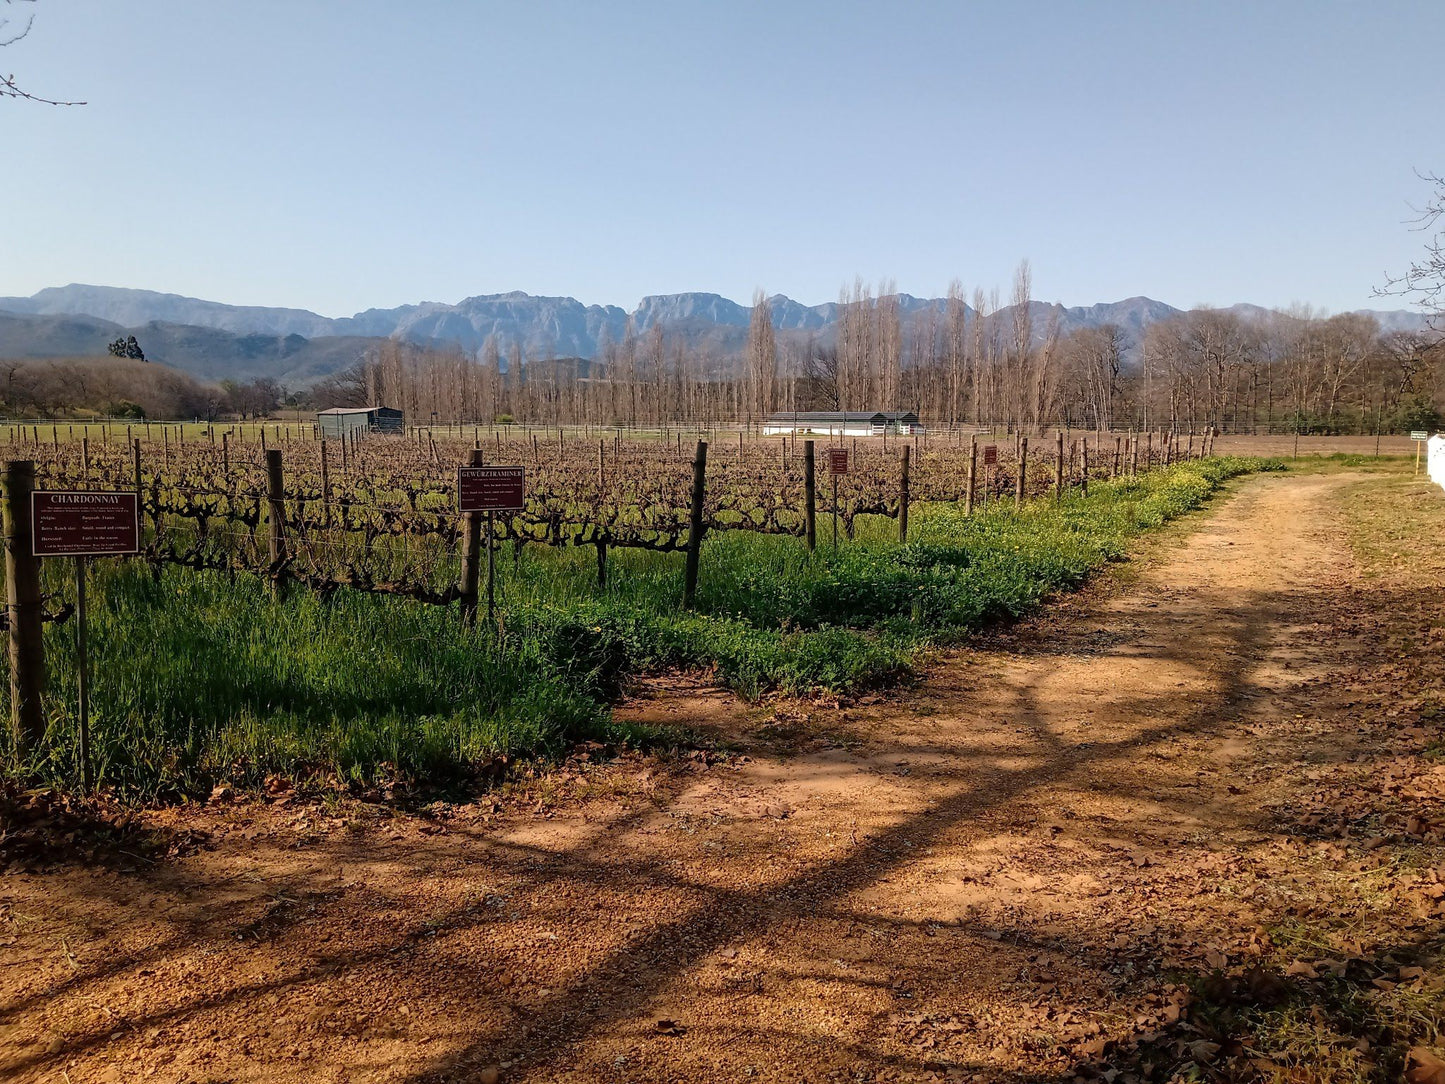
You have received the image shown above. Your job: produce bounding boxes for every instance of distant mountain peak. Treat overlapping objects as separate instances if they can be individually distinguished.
[0,282,1433,388]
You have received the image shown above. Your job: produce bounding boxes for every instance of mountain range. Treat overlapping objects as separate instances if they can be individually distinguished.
[0,284,1432,388]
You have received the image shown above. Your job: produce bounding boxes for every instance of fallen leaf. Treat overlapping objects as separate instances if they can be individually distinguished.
[1406,1046,1445,1084]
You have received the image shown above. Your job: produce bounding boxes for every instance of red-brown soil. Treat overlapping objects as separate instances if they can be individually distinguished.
[3,469,1444,1083]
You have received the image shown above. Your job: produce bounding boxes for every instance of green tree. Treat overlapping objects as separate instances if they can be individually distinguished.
[107,335,145,361]
[1395,394,1441,433]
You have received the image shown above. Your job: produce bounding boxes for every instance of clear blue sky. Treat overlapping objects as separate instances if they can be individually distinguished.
[4,0,1442,318]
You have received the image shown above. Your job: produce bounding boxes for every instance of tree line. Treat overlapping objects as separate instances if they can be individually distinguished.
[321,264,1442,435]
[0,355,288,421]
[2,271,1438,432]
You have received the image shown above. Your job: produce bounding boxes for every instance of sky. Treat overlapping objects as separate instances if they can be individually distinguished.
[3,0,1443,318]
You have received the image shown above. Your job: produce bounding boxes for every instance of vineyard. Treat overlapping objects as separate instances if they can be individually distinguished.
[0,421,1262,796]
[12,422,1205,605]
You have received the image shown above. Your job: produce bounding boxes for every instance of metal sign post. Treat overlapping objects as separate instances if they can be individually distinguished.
[31,491,140,790]
[73,556,91,789]
[983,445,998,508]
[828,448,848,549]
[457,466,526,628]
[487,510,496,623]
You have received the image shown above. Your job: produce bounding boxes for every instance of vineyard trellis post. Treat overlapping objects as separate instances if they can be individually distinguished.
[1055,431,1065,501]
[4,460,45,753]
[898,445,911,543]
[459,448,484,626]
[803,440,816,552]
[265,449,287,599]
[1081,440,1089,498]
[832,460,839,550]
[596,439,608,587]
[319,440,332,529]
[1016,437,1028,509]
[966,436,977,516]
[683,440,707,608]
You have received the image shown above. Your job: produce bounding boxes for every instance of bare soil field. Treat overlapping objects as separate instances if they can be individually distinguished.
[1209,433,1417,457]
[3,465,1444,1083]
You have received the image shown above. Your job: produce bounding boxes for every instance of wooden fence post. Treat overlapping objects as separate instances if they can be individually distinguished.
[1055,431,1065,501]
[319,440,333,529]
[1016,437,1028,508]
[803,439,816,552]
[898,445,910,543]
[1080,440,1089,498]
[683,440,708,608]
[265,449,287,598]
[459,449,484,625]
[132,439,142,499]
[4,461,45,752]
[966,435,977,516]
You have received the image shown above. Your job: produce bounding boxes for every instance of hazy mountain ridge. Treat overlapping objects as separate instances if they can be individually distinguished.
[0,284,1433,387]
[0,311,379,386]
[0,285,339,339]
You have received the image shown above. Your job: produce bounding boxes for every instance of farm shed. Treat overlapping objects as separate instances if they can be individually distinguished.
[761,411,922,437]
[316,406,404,439]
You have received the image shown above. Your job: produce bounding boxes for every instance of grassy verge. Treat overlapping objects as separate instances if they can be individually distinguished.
[505,455,1279,698]
[1,456,1276,797]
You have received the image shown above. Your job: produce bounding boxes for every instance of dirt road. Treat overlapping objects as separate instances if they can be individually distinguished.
[4,470,1443,1083]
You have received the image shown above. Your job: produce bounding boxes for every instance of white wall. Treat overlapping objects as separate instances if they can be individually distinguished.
[1429,435,1445,493]
[761,424,875,437]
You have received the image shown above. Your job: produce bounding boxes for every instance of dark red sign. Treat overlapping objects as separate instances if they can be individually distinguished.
[32,492,140,557]
[983,444,999,466]
[828,448,849,474]
[458,466,525,512]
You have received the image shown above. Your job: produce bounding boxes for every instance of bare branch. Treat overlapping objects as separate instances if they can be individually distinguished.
[0,11,35,49]
[1,0,85,106]
[1376,170,1445,329]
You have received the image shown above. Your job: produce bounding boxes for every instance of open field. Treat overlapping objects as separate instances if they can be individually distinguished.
[1210,433,1419,458]
[2,463,1442,1082]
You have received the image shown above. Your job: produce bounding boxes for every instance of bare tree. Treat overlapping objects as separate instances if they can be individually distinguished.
[2,1,84,104]
[745,289,777,424]
[1062,324,1125,431]
[1378,170,1445,329]
[801,344,842,411]
[876,281,902,409]
[944,280,967,428]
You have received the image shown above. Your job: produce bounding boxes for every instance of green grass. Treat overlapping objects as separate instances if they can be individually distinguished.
[1,456,1277,797]
[1284,451,1414,473]
[7,570,609,798]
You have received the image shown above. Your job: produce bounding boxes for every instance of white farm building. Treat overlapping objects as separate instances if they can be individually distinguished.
[761,411,922,437]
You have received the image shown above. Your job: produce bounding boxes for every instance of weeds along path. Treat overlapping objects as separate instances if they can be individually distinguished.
[4,470,1440,1084]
